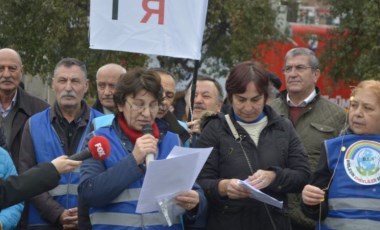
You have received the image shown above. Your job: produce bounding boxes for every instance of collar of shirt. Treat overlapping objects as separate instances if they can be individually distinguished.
[51,100,90,125]
[287,89,317,107]
[103,106,113,115]
[0,90,18,117]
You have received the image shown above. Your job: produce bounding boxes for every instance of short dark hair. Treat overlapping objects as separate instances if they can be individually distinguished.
[185,75,224,103]
[113,68,163,111]
[226,61,269,103]
[149,68,177,82]
[54,58,87,79]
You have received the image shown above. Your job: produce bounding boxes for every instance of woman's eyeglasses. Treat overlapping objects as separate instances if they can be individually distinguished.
[126,100,159,113]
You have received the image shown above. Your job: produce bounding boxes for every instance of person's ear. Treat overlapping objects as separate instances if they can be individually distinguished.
[313,69,321,83]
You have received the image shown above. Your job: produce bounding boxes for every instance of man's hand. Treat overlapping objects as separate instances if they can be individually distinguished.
[187,119,201,135]
[59,207,78,229]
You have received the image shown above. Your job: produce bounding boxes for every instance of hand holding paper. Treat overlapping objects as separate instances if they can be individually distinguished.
[136,146,212,213]
[220,179,251,199]
[238,180,283,209]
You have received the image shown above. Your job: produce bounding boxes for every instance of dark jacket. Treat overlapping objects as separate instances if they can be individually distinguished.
[8,88,49,169]
[0,127,6,149]
[91,98,104,114]
[195,106,310,230]
[0,163,60,210]
[157,111,190,145]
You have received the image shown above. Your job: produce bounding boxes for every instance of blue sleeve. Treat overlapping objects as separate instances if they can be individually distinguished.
[184,183,208,228]
[79,152,144,207]
[0,148,24,229]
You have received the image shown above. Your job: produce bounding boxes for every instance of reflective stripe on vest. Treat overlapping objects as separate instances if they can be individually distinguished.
[48,184,78,196]
[90,212,180,227]
[323,217,380,229]
[110,188,140,203]
[329,198,380,212]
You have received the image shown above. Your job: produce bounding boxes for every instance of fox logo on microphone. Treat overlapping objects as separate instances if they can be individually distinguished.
[88,136,111,161]
[94,142,106,158]
[68,136,111,161]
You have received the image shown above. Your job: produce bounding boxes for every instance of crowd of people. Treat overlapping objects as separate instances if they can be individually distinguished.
[0,46,379,230]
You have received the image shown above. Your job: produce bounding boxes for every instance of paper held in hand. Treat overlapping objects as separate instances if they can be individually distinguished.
[239,180,283,209]
[136,146,213,213]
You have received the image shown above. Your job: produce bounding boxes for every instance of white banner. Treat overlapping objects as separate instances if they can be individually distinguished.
[90,0,209,60]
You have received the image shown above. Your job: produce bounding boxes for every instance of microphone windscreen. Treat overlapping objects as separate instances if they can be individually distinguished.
[142,124,153,135]
[88,136,111,160]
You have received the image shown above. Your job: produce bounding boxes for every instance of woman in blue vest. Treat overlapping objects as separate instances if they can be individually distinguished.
[302,80,380,229]
[79,68,206,230]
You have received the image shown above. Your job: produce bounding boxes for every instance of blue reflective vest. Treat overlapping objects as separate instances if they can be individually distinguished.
[320,134,380,230]
[28,108,102,227]
[89,125,182,230]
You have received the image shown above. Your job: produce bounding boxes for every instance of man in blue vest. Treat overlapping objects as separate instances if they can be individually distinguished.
[18,58,103,230]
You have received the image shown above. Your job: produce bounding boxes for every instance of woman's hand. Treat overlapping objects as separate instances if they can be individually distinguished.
[302,184,325,206]
[218,179,251,199]
[175,190,200,211]
[247,169,276,190]
[132,134,158,165]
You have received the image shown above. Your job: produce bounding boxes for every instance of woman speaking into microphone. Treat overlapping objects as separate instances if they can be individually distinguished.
[78,68,206,229]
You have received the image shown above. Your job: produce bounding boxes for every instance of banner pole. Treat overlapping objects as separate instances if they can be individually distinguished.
[187,59,200,122]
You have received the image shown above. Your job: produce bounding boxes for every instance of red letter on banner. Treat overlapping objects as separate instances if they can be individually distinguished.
[140,0,165,25]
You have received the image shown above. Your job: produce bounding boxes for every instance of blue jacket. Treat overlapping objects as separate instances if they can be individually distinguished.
[27,108,102,227]
[319,134,380,229]
[79,117,207,229]
[0,147,24,230]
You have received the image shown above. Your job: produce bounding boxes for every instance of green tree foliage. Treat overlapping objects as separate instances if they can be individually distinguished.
[320,0,380,80]
[0,0,283,85]
[0,0,147,96]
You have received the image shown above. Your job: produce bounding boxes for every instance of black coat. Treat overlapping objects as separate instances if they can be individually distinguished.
[195,105,310,230]
[8,88,49,169]
[92,97,105,114]
[0,163,60,210]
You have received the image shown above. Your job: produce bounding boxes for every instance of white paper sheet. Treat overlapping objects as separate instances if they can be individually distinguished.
[90,0,209,60]
[239,180,283,209]
[136,146,212,213]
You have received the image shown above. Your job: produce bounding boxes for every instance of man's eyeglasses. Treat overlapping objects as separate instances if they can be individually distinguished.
[126,100,159,113]
[283,65,314,73]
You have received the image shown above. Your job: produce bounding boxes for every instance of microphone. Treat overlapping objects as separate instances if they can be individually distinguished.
[69,136,111,161]
[142,124,155,166]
